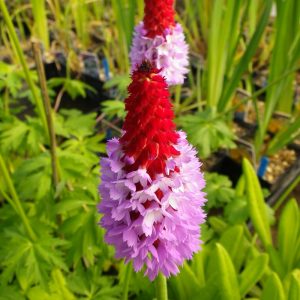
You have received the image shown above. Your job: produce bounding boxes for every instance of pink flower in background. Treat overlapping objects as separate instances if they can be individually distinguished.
[130,22,189,85]
[129,0,189,85]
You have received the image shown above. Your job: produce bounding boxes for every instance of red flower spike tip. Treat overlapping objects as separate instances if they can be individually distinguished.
[120,61,180,178]
[144,0,175,38]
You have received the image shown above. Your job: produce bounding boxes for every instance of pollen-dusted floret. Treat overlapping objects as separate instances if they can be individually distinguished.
[130,22,189,85]
[98,67,206,280]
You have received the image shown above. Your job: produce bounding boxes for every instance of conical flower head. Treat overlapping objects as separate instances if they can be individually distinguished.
[120,62,180,178]
[144,0,175,38]
[98,64,206,280]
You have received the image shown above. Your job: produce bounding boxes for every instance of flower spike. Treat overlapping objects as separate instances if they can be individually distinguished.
[98,66,206,280]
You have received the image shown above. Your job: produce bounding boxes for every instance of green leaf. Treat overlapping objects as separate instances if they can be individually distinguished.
[61,208,101,267]
[239,254,268,297]
[0,228,67,288]
[278,199,300,273]
[49,269,75,300]
[208,243,240,300]
[288,270,300,300]
[204,173,235,209]
[178,108,235,158]
[209,216,228,235]
[261,272,286,300]
[219,225,248,271]
[55,109,97,138]
[47,78,96,100]
[13,152,52,201]
[219,0,273,111]
[243,158,272,248]
[267,117,300,155]
[170,262,201,300]
[67,264,121,300]
[101,100,126,120]
[224,195,248,224]
[267,246,285,279]
[0,284,25,300]
[0,116,45,155]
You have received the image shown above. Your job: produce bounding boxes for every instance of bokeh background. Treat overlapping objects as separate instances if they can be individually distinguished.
[0,0,300,299]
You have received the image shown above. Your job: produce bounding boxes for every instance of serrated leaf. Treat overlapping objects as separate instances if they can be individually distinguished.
[204,173,235,209]
[55,109,97,138]
[101,100,126,119]
[177,108,236,158]
[13,152,52,201]
[67,264,121,299]
[0,228,67,288]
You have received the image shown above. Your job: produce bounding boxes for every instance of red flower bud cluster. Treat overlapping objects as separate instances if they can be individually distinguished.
[144,0,175,37]
[120,62,180,178]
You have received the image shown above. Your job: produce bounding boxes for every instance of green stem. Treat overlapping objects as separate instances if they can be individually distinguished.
[0,0,48,137]
[155,273,168,300]
[273,176,300,211]
[32,41,59,188]
[122,263,132,300]
[3,88,10,116]
[0,155,37,241]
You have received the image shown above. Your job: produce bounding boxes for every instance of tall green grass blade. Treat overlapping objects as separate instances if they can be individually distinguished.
[267,116,300,155]
[239,253,268,297]
[0,0,47,135]
[206,0,225,109]
[210,244,240,300]
[288,271,300,300]
[111,0,137,73]
[0,155,37,242]
[71,0,89,48]
[277,199,299,274]
[261,272,286,300]
[274,176,300,211]
[267,246,285,279]
[30,0,49,50]
[219,225,246,271]
[218,0,272,111]
[274,0,300,113]
[243,158,272,248]
[255,0,300,153]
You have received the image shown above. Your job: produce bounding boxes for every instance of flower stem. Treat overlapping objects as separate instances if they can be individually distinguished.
[122,262,132,300]
[0,155,37,242]
[156,273,168,300]
[32,41,59,188]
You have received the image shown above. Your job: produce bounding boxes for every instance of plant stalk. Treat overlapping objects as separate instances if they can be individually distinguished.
[0,0,48,136]
[32,41,59,188]
[156,273,168,300]
[122,262,132,300]
[0,155,37,242]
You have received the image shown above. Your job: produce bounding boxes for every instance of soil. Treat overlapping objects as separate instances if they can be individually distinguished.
[264,148,297,184]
